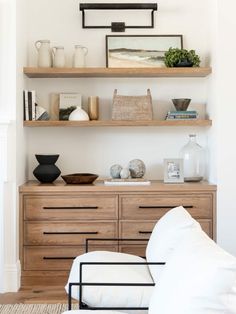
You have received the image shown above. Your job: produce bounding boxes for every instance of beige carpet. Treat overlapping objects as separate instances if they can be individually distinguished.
[0,303,78,313]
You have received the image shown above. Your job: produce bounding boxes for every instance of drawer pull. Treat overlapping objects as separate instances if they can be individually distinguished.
[138,205,194,209]
[43,256,76,260]
[43,231,99,235]
[139,231,152,234]
[43,206,98,210]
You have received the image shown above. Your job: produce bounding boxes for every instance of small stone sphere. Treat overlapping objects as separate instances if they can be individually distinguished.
[128,159,146,178]
[110,164,122,178]
[120,168,130,179]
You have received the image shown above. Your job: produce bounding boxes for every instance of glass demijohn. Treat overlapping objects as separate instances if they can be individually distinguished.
[180,134,205,182]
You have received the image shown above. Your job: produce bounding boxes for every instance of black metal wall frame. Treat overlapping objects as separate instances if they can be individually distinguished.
[68,261,165,311]
[79,3,158,32]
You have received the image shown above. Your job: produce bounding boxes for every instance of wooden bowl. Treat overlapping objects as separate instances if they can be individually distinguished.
[61,173,98,184]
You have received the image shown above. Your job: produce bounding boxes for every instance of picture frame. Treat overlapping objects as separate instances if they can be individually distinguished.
[164,158,184,183]
[106,35,183,68]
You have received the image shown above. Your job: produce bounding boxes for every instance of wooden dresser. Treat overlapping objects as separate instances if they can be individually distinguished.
[19,180,216,286]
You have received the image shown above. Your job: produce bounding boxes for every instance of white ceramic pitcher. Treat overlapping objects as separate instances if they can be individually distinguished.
[35,40,52,67]
[52,46,65,68]
[73,45,88,67]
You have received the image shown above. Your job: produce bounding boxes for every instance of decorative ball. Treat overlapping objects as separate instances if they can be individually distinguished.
[128,159,146,178]
[110,164,122,179]
[120,168,130,179]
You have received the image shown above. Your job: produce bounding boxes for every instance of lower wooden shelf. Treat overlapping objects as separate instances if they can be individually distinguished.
[23,119,212,127]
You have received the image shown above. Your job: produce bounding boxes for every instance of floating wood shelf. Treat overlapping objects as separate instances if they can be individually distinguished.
[23,67,212,78]
[23,120,212,127]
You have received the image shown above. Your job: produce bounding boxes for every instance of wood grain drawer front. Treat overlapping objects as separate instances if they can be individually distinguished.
[24,246,84,271]
[120,219,213,239]
[24,195,118,220]
[119,245,146,258]
[120,221,155,241]
[120,195,212,220]
[24,221,118,245]
[24,246,118,271]
[198,219,212,238]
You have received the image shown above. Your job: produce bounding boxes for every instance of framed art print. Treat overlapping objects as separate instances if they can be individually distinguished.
[164,158,184,183]
[106,35,183,68]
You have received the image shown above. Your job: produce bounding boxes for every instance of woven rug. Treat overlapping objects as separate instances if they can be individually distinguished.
[0,303,78,313]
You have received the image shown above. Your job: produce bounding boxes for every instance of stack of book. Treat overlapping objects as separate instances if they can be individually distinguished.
[23,90,36,120]
[166,110,198,120]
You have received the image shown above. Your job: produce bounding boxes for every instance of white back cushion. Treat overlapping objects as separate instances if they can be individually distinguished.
[149,229,236,314]
[146,206,201,282]
[65,251,153,308]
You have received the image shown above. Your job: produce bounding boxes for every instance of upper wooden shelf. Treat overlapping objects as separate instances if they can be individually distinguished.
[23,119,212,127]
[23,67,212,78]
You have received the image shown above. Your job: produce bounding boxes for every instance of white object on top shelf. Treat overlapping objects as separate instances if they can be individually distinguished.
[69,107,89,121]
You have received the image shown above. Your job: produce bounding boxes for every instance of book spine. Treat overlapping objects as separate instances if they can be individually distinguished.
[24,90,29,120]
[166,117,197,120]
[23,91,26,120]
[168,111,197,115]
[31,90,36,120]
[28,91,32,120]
[167,115,197,119]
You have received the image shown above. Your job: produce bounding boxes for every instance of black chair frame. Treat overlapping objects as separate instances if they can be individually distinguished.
[67,238,165,311]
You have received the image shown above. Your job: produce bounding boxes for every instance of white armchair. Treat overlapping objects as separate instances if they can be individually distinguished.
[63,206,236,314]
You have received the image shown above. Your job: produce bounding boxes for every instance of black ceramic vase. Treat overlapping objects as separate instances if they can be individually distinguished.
[33,154,61,183]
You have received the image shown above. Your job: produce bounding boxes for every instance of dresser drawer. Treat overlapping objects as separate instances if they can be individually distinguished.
[198,219,212,238]
[120,219,212,239]
[24,245,118,271]
[24,221,118,245]
[120,221,155,241]
[120,195,212,220]
[119,245,146,258]
[24,195,118,220]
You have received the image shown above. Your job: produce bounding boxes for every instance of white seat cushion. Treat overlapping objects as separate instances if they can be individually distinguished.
[146,206,201,282]
[221,280,236,313]
[148,228,236,314]
[65,251,154,308]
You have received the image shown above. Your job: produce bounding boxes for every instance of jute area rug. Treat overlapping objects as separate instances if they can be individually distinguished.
[0,303,78,313]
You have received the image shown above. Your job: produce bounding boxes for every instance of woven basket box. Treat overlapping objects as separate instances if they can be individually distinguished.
[112,89,153,120]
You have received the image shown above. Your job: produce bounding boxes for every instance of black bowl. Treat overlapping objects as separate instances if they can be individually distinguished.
[172,98,191,111]
[35,154,59,165]
[175,60,194,67]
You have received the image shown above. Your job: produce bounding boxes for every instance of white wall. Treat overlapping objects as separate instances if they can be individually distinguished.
[24,0,212,180]
[215,0,236,255]
[11,0,236,294]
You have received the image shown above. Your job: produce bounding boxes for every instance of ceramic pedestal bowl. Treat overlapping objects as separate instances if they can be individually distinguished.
[172,98,191,111]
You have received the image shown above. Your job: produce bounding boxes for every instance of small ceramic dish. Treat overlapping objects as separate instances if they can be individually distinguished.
[61,173,98,184]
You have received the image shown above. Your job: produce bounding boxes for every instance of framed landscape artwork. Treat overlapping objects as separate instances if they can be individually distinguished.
[106,35,183,68]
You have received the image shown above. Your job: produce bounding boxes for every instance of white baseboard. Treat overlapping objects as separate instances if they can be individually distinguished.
[3,260,21,292]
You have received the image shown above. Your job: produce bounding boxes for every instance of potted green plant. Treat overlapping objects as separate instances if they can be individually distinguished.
[164,48,201,67]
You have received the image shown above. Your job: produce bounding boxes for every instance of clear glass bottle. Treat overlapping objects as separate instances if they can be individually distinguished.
[180,134,205,182]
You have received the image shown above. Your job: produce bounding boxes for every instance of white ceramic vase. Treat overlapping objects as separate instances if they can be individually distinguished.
[52,46,65,68]
[69,107,89,121]
[73,45,88,67]
[35,40,52,67]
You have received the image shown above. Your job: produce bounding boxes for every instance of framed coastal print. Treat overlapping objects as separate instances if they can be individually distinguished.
[106,35,183,68]
[164,158,184,183]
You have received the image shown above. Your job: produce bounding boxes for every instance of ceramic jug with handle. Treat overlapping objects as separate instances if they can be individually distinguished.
[52,46,65,68]
[73,45,88,67]
[35,40,52,67]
